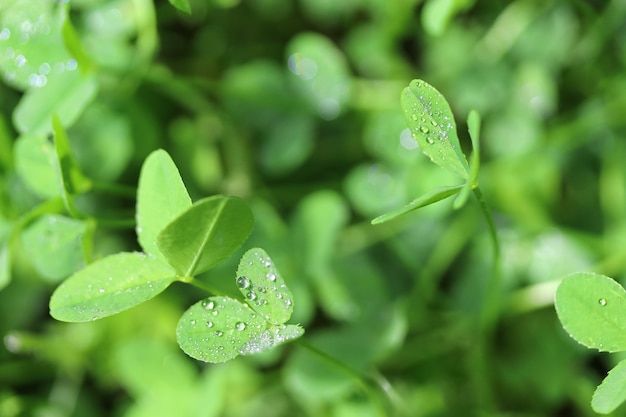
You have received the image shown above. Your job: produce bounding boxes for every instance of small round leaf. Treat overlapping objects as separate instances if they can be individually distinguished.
[176,296,267,363]
[555,272,626,352]
[236,248,294,324]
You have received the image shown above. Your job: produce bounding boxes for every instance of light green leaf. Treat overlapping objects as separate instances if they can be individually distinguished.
[49,252,176,322]
[0,240,10,291]
[0,0,74,91]
[168,0,191,14]
[13,70,98,135]
[21,215,86,282]
[157,195,254,277]
[555,272,626,352]
[236,248,294,324]
[453,109,481,209]
[421,0,474,37]
[14,134,60,198]
[239,324,304,355]
[592,359,626,414]
[51,115,91,217]
[61,11,95,74]
[371,184,464,225]
[401,79,469,179]
[176,296,267,363]
[136,149,192,261]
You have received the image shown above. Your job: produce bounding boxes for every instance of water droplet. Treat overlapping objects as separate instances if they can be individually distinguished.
[206,321,213,328]
[426,137,435,145]
[15,54,26,68]
[599,298,607,306]
[205,301,215,310]
[246,291,257,301]
[267,273,277,282]
[285,299,293,307]
[264,260,271,267]
[236,276,251,289]
[190,320,197,325]
[431,120,438,127]
[411,114,418,121]
[235,322,246,331]
[419,126,429,134]
[98,288,105,293]
[215,331,223,337]
[0,28,10,40]
[258,286,266,293]
[211,310,218,316]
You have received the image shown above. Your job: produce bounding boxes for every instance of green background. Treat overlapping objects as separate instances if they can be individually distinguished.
[2,0,626,416]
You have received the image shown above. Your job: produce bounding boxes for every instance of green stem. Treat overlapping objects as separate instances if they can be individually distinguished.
[182,276,227,297]
[473,186,501,330]
[295,340,406,417]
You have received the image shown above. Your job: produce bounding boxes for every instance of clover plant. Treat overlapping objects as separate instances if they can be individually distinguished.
[556,272,626,414]
[49,148,303,362]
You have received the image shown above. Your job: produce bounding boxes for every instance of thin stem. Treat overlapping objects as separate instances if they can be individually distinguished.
[473,186,502,331]
[181,276,227,297]
[295,339,408,416]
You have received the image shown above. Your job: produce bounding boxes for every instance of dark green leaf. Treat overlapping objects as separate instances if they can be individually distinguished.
[157,195,254,276]
[50,252,176,322]
[168,0,191,14]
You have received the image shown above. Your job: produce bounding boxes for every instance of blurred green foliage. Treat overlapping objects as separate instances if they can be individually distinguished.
[2,0,626,415]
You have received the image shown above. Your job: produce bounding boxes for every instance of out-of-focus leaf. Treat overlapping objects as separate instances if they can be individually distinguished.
[168,0,191,14]
[14,134,60,198]
[592,359,626,414]
[21,215,86,282]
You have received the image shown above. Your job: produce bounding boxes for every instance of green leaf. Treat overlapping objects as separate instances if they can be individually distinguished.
[13,70,98,135]
[61,11,95,74]
[51,115,92,217]
[421,0,474,37]
[0,241,10,291]
[49,252,176,322]
[555,272,626,352]
[371,184,464,225]
[176,296,267,363]
[157,195,254,277]
[236,248,294,324]
[592,359,626,414]
[136,149,192,261]
[239,324,304,355]
[14,134,60,198]
[401,79,469,179]
[168,0,191,14]
[453,109,481,209]
[21,215,86,282]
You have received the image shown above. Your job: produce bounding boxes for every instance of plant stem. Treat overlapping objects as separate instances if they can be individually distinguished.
[181,276,226,297]
[473,186,502,331]
[295,340,408,417]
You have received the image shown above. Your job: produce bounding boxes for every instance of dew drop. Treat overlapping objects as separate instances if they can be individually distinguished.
[599,298,607,306]
[190,320,197,325]
[419,126,429,134]
[211,310,218,316]
[215,331,224,337]
[264,260,271,267]
[206,321,213,328]
[236,276,251,289]
[431,120,438,127]
[411,114,418,121]
[205,301,215,310]
[98,288,105,293]
[266,273,277,282]
[285,299,293,307]
[258,286,266,293]
[246,291,257,301]
[235,322,246,331]
[426,137,435,145]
